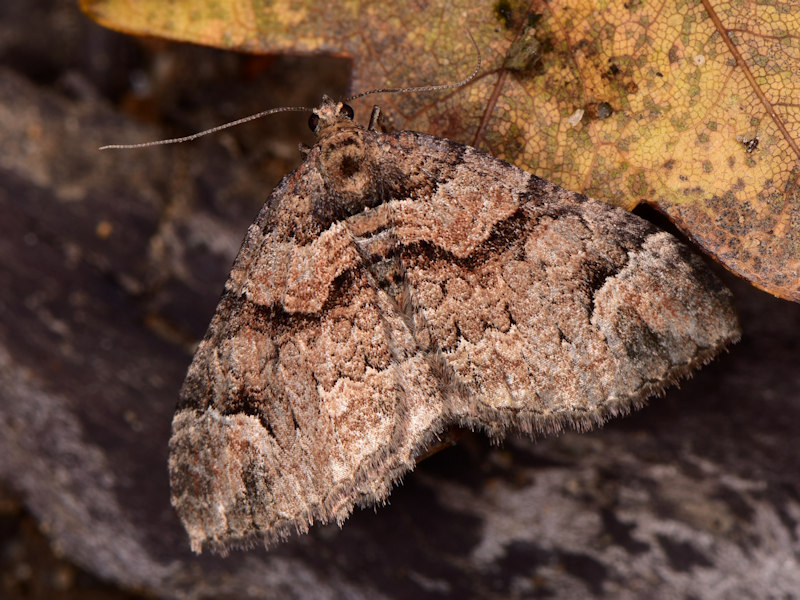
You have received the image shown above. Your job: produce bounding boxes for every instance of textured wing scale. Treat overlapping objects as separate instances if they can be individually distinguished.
[169,119,739,553]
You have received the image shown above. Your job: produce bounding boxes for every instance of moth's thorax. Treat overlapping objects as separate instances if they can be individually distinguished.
[315,121,371,195]
[311,115,385,224]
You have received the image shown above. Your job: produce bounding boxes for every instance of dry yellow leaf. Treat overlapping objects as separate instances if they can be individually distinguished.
[81,0,800,302]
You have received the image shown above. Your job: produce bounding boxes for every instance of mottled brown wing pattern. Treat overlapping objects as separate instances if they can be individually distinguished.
[171,269,432,552]
[379,135,737,435]
[169,98,739,553]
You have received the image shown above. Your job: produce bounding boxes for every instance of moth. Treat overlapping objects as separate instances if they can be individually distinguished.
[104,46,741,553]
[162,92,739,552]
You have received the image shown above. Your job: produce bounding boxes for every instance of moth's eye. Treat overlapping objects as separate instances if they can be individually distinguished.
[340,103,354,120]
[308,114,320,132]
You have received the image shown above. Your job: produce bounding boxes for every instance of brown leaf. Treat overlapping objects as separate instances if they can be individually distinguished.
[80,0,800,302]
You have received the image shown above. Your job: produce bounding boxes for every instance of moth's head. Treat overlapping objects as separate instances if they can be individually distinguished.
[308,95,355,135]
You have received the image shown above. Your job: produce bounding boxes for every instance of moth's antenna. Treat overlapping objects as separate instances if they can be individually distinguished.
[99,105,312,151]
[99,32,481,151]
[344,31,481,103]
